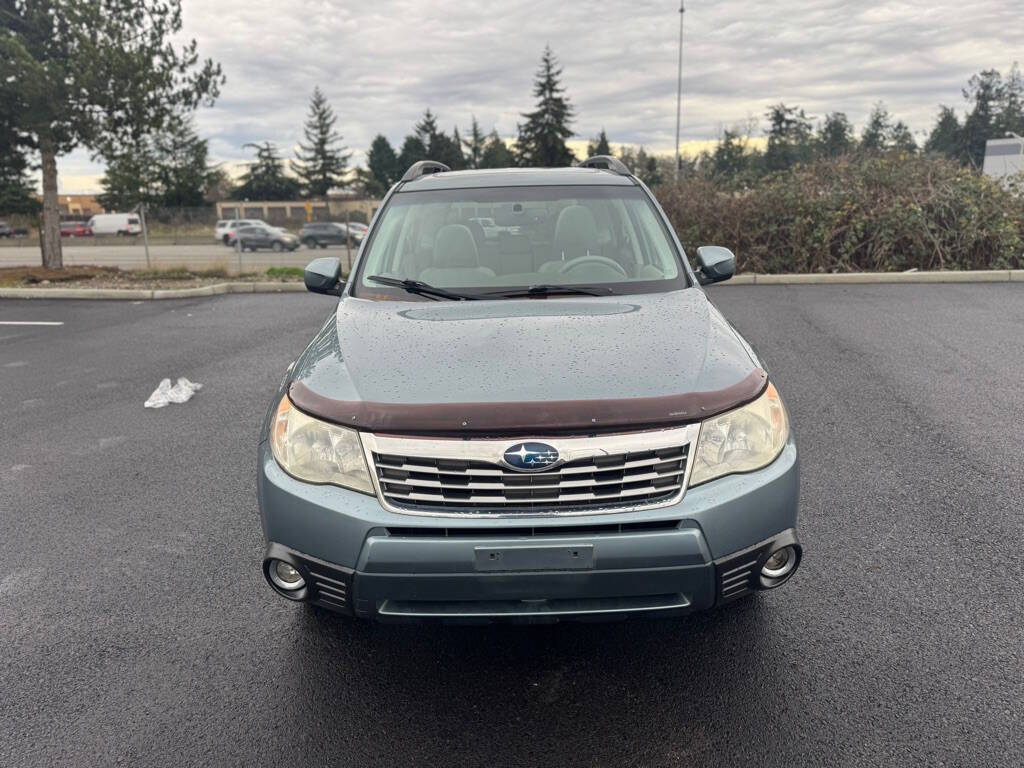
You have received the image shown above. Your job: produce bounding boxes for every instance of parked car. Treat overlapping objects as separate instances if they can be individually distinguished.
[234,225,299,252]
[298,222,358,249]
[0,221,11,238]
[60,221,93,237]
[86,213,140,236]
[215,218,269,245]
[346,221,369,241]
[257,157,801,622]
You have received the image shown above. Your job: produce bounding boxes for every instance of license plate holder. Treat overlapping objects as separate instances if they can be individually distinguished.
[474,544,594,572]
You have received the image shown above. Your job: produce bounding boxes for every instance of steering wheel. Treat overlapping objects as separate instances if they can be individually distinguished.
[557,254,628,277]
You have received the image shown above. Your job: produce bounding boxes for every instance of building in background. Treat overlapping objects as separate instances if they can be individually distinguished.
[31,194,107,218]
[216,196,380,227]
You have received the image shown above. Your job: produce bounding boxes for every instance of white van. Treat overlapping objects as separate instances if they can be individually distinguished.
[87,213,142,236]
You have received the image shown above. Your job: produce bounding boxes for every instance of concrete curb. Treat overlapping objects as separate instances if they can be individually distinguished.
[721,270,1024,285]
[1,271,1021,299]
[0,281,307,300]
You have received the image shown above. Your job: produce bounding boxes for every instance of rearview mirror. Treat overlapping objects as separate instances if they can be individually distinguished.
[695,246,736,285]
[304,257,343,296]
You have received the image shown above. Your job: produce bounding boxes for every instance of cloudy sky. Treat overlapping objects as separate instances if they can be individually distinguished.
[56,0,1021,193]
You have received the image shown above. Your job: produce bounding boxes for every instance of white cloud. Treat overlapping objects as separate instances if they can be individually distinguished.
[52,0,1021,192]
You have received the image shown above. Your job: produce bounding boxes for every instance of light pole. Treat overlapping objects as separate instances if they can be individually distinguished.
[674,0,686,182]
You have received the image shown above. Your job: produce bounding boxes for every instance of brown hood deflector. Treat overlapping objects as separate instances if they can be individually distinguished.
[288,368,768,436]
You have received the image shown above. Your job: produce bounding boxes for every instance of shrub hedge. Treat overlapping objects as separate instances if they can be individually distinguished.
[657,153,1024,273]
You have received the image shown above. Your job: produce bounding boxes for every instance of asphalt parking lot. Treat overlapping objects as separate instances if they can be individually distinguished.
[1,284,1022,767]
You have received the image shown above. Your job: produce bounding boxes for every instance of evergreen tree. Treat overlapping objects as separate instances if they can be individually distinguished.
[817,112,855,157]
[634,147,662,186]
[358,135,399,197]
[888,121,918,153]
[710,130,750,176]
[432,129,466,169]
[0,140,38,215]
[291,87,351,197]
[961,70,1001,167]
[516,46,576,167]
[860,103,893,151]
[994,64,1024,138]
[397,135,428,172]
[763,104,814,171]
[414,109,441,153]
[924,106,963,157]
[479,131,515,168]
[587,129,611,157]
[0,0,222,267]
[98,118,215,209]
[233,142,300,200]
[462,117,487,168]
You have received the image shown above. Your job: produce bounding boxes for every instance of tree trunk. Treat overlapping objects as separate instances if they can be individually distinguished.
[39,134,63,269]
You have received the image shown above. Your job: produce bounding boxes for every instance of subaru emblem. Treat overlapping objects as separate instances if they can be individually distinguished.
[502,442,560,472]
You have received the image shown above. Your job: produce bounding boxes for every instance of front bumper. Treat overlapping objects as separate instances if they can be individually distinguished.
[257,438,800,621]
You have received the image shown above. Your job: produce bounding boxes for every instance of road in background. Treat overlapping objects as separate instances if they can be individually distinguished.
[0,241,356,273]
[1,285,1022,767]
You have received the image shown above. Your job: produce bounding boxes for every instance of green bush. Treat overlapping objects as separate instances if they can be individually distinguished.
[658,153,1024,273]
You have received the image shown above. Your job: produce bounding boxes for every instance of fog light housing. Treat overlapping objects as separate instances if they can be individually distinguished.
[268,559,305,591]
[759,545,799,588]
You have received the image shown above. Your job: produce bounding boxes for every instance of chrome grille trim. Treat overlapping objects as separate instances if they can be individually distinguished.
[361,425,700,518]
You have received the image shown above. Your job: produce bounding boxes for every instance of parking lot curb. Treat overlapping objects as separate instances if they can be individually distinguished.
[725,270,1022,285]
[0,281,306,300]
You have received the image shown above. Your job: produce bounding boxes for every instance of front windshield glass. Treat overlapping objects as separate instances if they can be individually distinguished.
[353,185,689,299]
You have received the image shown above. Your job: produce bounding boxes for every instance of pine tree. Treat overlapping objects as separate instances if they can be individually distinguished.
[888,121,918,153]
[860,103,893,152]
[587,129,611,157]
[414,109,443,157]
[358,135,399,197]
[763,104,814,171]
[234,142,301,200]
[816,113,855,157]
[925,106,963,157]
[479,131,515,168]
[462,117,486,168]
[516,46,576,167]
[0,134,39,215]
[397,135,428,172]
[291,87,351,198]
[98,117,214,209]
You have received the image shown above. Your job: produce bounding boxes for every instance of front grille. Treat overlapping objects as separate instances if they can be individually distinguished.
[371,443,689,514]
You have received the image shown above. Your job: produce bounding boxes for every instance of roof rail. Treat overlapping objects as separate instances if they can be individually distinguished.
[400,160,451,182]
[577,155,632,175]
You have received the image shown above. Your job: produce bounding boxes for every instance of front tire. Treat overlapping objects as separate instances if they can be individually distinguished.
[303,238,317,249]
[271,241,284,253]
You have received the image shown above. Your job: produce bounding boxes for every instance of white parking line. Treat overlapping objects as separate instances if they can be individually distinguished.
[0,321,65,326]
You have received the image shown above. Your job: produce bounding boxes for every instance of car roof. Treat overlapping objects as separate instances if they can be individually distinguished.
[398,166,636,191]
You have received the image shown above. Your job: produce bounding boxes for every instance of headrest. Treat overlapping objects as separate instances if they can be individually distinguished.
[553,205,598,256]
[433,224,480,268]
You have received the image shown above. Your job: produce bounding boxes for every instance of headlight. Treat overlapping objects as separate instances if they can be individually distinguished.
[269,396,374,493]
[688,382,789,487]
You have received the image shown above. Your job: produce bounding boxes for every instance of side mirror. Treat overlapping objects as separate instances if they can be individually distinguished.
[304,257,343,296]
[695,246,736,285]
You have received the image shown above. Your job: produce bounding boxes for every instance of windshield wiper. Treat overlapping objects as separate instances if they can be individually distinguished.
[367,275,481,301]
[485,284,616,298]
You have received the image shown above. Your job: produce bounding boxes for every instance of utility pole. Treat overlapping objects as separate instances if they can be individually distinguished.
[674,0,686,182]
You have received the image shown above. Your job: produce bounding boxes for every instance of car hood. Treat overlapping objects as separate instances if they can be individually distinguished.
[289,289,765,434]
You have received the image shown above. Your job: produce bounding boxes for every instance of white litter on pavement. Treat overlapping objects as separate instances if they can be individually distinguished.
[144,377,203,408]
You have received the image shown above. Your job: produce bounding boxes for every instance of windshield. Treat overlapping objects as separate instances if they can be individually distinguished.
[353,185,689,299]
